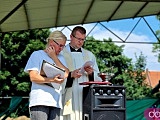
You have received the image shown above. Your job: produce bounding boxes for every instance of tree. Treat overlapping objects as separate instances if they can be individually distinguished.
[123,53,151,99]
[152,15,160,62]
[0,29,50,96]
[84,37,151,99]
[84,37,133,84]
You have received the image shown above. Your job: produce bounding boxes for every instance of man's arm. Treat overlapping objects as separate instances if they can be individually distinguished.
[65,72,74,88]
[88,72,94,81]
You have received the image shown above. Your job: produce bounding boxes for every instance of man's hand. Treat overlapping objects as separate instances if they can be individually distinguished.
[84,66,93,75]
[71,68,82,78]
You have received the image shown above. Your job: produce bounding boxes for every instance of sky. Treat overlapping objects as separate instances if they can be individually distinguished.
[51,15,160,71]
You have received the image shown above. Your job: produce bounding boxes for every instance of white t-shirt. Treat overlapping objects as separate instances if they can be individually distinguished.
[24,50,67,109]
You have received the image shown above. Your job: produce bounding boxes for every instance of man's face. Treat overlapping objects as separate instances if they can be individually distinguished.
[70,31,86,49]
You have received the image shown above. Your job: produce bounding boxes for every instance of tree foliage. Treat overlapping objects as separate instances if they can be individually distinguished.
[84,37,151,99]
[0,29,50,96]
[152,15,160,62]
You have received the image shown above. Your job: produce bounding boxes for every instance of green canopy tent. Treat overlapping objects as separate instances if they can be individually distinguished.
[0,96,29,120]
[0,96,22,120]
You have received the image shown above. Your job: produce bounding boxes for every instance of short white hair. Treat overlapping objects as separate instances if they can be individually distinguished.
[46,30,67,42]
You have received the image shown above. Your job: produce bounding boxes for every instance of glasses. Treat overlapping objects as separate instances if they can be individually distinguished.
[53,40,65,48]
[72,34,85,42]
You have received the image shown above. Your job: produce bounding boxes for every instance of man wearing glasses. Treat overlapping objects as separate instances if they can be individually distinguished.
[61,26,101,120]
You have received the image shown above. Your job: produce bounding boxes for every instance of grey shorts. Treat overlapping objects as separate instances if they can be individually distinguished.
[29,106,60,120]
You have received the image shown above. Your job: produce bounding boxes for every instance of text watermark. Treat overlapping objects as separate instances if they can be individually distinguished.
[144,108,160,120]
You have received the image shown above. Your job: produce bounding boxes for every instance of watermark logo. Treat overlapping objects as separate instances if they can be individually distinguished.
[144,108,160,120]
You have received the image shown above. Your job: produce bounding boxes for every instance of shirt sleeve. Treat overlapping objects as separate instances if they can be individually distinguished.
[88,72,94,81]
[24,51,42,73]
[65,72,74,88]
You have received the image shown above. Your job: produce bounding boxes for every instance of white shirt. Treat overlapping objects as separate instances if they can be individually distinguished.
[24,50,67,109]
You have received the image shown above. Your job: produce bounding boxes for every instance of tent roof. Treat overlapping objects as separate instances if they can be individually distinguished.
[0,0,160,33]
